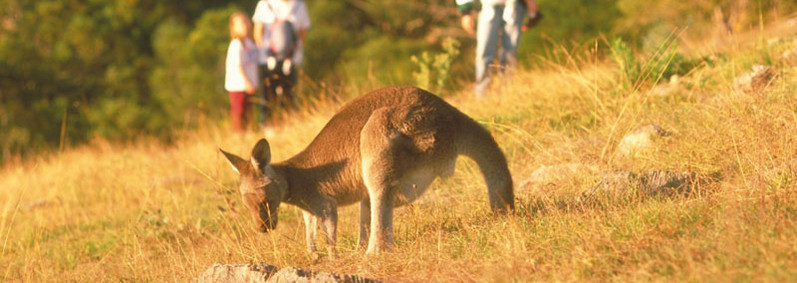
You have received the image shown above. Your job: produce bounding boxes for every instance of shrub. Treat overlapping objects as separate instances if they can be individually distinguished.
[411,37,461,94]
[610,37,697,90]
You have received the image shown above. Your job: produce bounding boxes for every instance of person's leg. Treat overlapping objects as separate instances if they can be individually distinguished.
[257,65,269,127]
[260,72,280,137]
[263,71,280,125]
[475,4,505,96]
[228,91,246,132]
[282,65,297,111]
[500,1,526,72]
[242,92,251,131]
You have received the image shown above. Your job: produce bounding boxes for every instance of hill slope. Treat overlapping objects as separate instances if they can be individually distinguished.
[2,22,797,281]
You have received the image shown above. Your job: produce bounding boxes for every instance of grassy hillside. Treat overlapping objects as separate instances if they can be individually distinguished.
[2,21,797,282]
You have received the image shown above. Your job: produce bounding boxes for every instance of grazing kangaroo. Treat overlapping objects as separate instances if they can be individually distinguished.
[219,86,513,256]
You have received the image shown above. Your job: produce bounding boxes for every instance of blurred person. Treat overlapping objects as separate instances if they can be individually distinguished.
[225,12,259,133]
[457,0,539,96]
[252,0,311,128]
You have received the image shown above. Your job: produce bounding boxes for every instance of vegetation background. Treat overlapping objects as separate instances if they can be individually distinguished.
[3,0,793,160]
[1,0,797,281]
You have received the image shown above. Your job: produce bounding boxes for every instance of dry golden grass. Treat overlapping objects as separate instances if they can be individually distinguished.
[2,23,797,282]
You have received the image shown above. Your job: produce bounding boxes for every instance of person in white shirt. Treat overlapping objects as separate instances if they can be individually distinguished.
[457,0,539,97]
[225,12,259,133]
[252,0,311,127]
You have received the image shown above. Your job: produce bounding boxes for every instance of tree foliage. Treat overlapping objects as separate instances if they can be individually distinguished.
[1,0,249,158]
[1,0,793,160]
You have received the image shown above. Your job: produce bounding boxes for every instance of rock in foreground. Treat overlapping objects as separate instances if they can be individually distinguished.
[196,263,380,283]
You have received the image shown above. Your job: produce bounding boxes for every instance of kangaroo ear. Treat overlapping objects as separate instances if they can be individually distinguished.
[250,138,271,173]
[219,148,250,175]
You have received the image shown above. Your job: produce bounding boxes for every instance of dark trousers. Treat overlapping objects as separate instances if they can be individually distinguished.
[257,62,297,125]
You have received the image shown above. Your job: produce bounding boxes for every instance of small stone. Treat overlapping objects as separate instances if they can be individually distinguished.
[733,65,775,93]
[616,124,669,157]
[651,75,683,96]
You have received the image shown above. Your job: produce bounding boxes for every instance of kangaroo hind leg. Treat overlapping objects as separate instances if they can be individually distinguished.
[360,108,412,255]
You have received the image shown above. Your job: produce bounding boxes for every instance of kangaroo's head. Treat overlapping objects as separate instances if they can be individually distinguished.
[219,139,286,233]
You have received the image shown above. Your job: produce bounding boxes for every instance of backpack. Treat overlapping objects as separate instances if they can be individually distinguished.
[269,20,297,61]
[264,0,298,61]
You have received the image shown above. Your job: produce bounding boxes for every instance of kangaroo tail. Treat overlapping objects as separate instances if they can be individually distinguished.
[456,114,514,214]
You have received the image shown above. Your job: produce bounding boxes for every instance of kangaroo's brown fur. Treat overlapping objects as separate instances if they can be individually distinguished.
[220,86,513,256]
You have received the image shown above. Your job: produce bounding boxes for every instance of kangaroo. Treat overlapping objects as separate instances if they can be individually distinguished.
[219,86,513,256]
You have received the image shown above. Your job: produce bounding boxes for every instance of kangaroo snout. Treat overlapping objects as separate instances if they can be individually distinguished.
[256,221,275,233]
[257,214,278,233]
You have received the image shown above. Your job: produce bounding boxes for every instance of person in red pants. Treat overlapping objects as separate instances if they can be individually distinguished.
[225,12,260,132]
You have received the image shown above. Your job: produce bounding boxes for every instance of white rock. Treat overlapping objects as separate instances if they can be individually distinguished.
[651,75,683,97]
[733,65,774,93]
[195,263,277,283]
[616,124,668,157]
[195,264,378,283]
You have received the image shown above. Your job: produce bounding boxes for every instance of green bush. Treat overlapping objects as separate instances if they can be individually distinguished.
[149,7,237,129]
[610,37,697,90]
[411,37,461,94]
[339,34,430,88]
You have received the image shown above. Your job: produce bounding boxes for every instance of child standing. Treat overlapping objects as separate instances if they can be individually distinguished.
[225,12,259,132]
